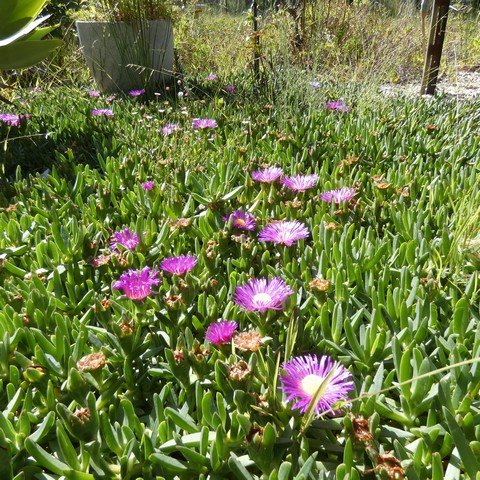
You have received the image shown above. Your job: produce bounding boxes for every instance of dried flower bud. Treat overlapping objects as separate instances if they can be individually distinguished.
[115,253,130,268]
[5,204,17,213]
[229,361,251,381]
[323,221,340,231]
[165,294,184,309]
[77,352,106,372]
[173,349,184,363]
[169,217,191,231]
[100,298,112,310]
[234,330,262,352]
[352,416,373,445]
[309,278,330,292]
[210,278,219,287]
[74,407,91,424]
[119,319,135,336]
[90,255,111,267]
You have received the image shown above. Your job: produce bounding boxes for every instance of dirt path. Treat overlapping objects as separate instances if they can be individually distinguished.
[380,68,480,99]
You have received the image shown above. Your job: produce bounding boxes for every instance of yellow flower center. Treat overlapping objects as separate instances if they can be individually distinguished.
[253,292,272,305]
[300,374,325,397]
[235,218,246,227]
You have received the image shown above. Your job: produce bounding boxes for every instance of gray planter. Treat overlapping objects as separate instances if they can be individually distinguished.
[76,20,174,93]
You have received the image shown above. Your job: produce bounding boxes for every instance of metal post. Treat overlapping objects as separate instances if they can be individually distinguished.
[420,0,450,95]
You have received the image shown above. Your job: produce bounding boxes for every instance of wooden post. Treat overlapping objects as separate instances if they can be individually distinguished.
[420,0,450,95]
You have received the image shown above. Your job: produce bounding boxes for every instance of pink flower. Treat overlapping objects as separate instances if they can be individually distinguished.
[234,277,293,313]
[223,210,257,231]
[327,100,350,112]
[160,255,197,275]
[251,167,283,183]
[205,320,238,345]
[141,181,154,191]
[280,354,354,415]
[113,267,160,300]
[225,84,236,93]
[259,220,309,246]
[281,174,318,192]
[129,89,146,97]
[87,90,100,97]
[192,118,217,130]
[320,187,356,204]
[205,73,218,81]
[0,113,29,127]
[91,108,113,117]
[110,228,139,251]
[162,123,180,136]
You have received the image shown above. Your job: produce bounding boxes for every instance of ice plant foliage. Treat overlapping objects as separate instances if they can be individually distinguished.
[320,187,356,204]
[192,118,218,129]
[281,174,318,192]
[223,210,257,231]
[205,320,238,346]
[251,167,283,183]
[91,108,113,117]
[160,255,197,275]
[110,228,139,251]
[259,220,309,246]
[113,267,160,300]
[234,277,293,312]
[0,113,29,127]
[280,355,354,415]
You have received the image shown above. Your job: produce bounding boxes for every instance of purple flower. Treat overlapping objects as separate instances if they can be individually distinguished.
[192,118,217,130]
[0,113,29,127]
[223,210,257,231]
[129,88,146,97]
[225,84,236,93]
[162,123,180,136]
[281,174,318,192]
[234,277,293,313]
[327,100,350,112]
[91,108,113,117]
[279,354,354,415]
[205,320,238,346]
[259,220,309,246]
[160,255,197,275]
[205,73,218,81]
[87,90,100,97]
[113,267,160,300]
[320,187,356,204]
[110,228,139,251]
[251,167,283,183]
[141,180,154,191]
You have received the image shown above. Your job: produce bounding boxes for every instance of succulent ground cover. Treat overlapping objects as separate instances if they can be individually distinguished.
[0,84,480,479]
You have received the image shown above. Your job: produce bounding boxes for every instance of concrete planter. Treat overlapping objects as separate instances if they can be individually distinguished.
[76,20,174,93]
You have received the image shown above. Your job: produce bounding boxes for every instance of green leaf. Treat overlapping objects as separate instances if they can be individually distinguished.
[443,407,479,479]
[149,452,189,473]
[24,437,70,475]
[228,453,254,480]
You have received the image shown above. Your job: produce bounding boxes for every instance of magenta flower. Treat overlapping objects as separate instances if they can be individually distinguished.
[225,84,236,93]
[0,113,29,127]
[205,320,238,346]
[234,277,293,313]
[192,118,217,130]
[320,187,356,204]
[87,90,100,97]
[129,88,146,97]
[160,255,197,275]
[281,174,318,192]
[251,167,283,183]
[141,180,154,191]
[162,123,180,136]
[259,220,309,246]
[205,73,218,81]
[110,228,139,251]
[113,267,160,300]
[91,108,113,117]
[223,210,257,231]
[279,354,354,415]
[327,100,350,112]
